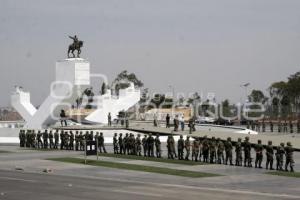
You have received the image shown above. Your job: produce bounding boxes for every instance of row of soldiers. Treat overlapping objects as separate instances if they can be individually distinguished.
[19,130,295,172]
[112,133,161,157]
[247,120,300,133]
[19,130,107,153]
[112,133,295,172]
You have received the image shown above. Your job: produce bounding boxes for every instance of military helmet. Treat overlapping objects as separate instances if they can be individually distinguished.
[258,140,261,144]
[280,142,284,147]
[245,136,249,141]
[268,140,272,145]
[287,142,291,146]
[238,138,242,142]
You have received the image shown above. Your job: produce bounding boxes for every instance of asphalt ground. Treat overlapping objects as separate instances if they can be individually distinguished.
[0,145,300,200]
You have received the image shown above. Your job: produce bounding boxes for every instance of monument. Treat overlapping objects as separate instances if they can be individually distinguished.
[12,58,90,129]
[11,36,140,129]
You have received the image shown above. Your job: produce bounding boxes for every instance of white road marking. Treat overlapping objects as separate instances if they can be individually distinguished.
[112,189,163,197]
[0,176,37,183]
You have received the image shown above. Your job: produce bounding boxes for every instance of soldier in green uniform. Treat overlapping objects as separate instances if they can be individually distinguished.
[184,136,191,160]
[32,130,37,148]
[170,135,177,158]
[235,138,243,166]
[167,136,172,159]
[142,135,148,156]
[113,133,118,154]
[37,130,43,149]
[243,136,252,167]
[147,133,155,157]
[217,138,225,164]
[54,130,59,149]
[276,143,284,170]
[283,120,288,133]
[254,140,263,168]
[154,134,161,158]
[42,130,49,149]
[19,130,23,147]
[128,133,135,155]
[118,133,124,154]
[270,121,274,132]
[289,120,293,133]
[75,131,79,151]
[209,137,216,163]
[278,120,282,133]
[124,133,129,154]
[24,130,29,148]
[262,120,266,132]
[192,137,200,161]
[64,132,70,150]
[79,131,84,151]
[135,134,142,156]
[69,131,74,150]
[98,132,107,153]
[285,142,294,172]
[224,137,233,165]
[177,135,184,160]
[60,130,64,150]
[297,119,300,133]
[202,136,209,163]
[49,130,54,149]
[265,141,274,170]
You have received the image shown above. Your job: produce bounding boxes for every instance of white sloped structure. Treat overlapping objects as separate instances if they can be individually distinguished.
[11,58,90,129]
[85,82,140,124]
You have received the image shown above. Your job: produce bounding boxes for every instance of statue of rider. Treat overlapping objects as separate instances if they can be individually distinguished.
[69,35,79,47]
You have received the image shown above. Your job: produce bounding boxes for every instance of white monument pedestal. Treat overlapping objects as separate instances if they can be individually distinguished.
[11,58,90,129]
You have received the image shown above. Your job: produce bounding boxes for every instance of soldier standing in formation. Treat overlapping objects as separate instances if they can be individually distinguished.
[285,142,294,172]
[209,137,216,163]
[217,138,225,164]
[270,121,274,132]
[243,137,252,167]
[235,138,243,166]
[177,135,184,160]
[154,134,161,158]
[147,133,155,157]
[113,133,118,154]
[185,136,191,160]
[276,143,284,170]
[192,137,200,162]
[265,141,274,170]
[136,134,142,156]
[225,137,233,165]
[119,133,124,154]
[254,140,263,168]
[98,132,107,153]
[166,114,170,128]
[49,130,54,149]
[202,136,209,163]
[142,135,148,157]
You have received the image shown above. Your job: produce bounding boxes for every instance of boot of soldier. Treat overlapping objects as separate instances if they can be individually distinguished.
[290,166,294,172]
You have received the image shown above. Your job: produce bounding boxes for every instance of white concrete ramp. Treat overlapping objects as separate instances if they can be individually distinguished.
[85,83,140,124]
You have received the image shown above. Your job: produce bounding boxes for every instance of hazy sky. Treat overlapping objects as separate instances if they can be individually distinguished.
[1,0,300,106]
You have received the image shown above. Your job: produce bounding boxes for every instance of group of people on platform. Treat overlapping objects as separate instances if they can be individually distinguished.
[247,120,300,133]
[19,130,295,172]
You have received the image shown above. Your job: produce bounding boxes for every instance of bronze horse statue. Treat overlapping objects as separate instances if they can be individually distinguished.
[68,40,83,58]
